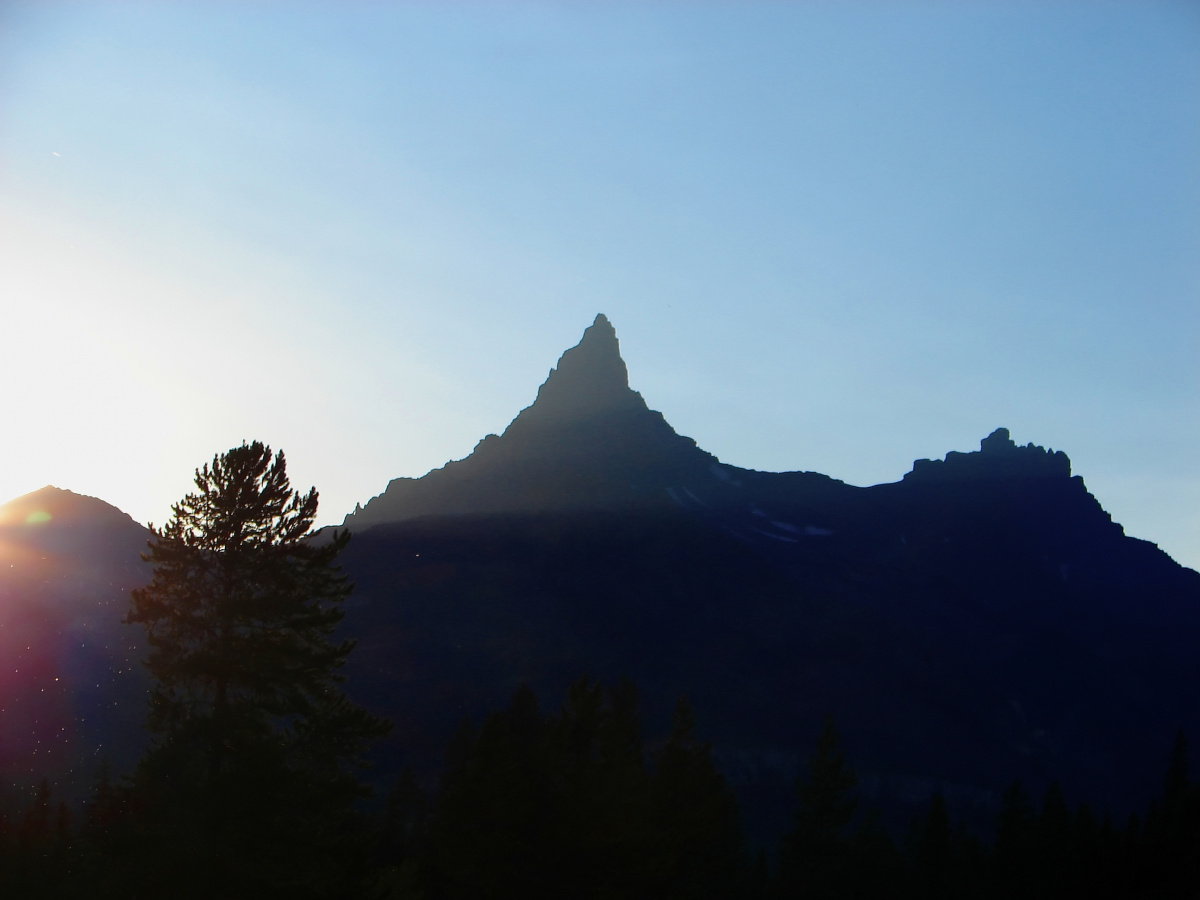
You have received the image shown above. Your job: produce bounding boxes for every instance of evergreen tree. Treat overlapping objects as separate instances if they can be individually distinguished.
[1,778,74,899]
[843,807,904,900]
[379,767,430,869]
[748,848,769,900]
[993,780,1036,896]
[1163,730,1190,811]
[421,680,746,900]
[647,696,745,900]
[423,684,559,900]
[123,441,390,899]
[549,676,652,896]
[1152,729,1200,898]
[912,791,951,899]
[1034,782,1073,897]
[1071,802,1105,899]
[776,713,859,900]
[375,767,430,899]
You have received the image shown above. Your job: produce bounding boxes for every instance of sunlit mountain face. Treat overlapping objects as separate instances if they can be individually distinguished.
[0,487,151,789]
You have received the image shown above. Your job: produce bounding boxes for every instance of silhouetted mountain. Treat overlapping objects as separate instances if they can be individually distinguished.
[344,314,715,528]
[4,317,1197,851]
[334,315,1200,844]
[0,487,151,790]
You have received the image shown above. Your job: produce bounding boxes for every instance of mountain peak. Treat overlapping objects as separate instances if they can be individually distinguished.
[905,428,1072,482]
[590,311,614,334]
[342,314,709,528]
[980,427,1016,454]
[509,313,647,429]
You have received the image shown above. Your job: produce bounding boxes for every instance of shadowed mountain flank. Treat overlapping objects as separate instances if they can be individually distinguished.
[334,314,1200,843]
[344,314,715,529]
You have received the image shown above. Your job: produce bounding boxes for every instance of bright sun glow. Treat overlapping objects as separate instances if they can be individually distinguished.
[0,212,202,525]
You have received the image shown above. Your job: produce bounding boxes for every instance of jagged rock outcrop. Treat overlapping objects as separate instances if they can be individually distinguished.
[905,427,1072,481]
[511,312,647,425]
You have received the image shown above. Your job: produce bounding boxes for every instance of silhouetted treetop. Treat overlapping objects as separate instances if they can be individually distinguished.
[124,441,389,899]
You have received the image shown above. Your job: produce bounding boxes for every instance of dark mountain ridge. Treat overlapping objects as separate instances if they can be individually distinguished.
[334,315,1199,843]
[345,315,1176,593]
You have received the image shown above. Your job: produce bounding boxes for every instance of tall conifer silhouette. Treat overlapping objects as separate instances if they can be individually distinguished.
[124,441,389,899]
[648,696,746,899]
[777,714,859,899]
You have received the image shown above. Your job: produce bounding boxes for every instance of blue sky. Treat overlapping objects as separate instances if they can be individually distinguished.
[1,2,1197,569]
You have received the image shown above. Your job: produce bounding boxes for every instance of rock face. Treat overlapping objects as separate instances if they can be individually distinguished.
[344,314,713,529]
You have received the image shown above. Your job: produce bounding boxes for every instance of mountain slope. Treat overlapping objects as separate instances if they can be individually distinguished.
[334,315,1200,842]
[0,487,151,788]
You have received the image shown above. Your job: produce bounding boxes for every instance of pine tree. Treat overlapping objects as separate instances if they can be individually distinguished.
[549,676,651,895]
[1154,729,1200,898]
[423,684,559,900]
[375,767,430,898]
[420,680,745,899]
[993,780,1035,896]
[1163,729,1190,813]
[647,696,745,900]
[913,791,951,899]
[124,441,390,899]
[776,714,859,900]
[1034,782,1073,896]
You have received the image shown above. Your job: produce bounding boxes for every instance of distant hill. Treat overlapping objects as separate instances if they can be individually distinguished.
[335,314,1200,843]
[0,487,151,792]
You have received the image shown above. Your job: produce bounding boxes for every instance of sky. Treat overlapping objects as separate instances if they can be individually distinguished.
[0,1,1197,570]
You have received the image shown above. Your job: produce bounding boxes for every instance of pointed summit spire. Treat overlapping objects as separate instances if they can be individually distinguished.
[343,313,709,529]
[511,313,648,428]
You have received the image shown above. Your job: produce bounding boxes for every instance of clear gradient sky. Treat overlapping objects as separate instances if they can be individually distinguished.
[1,2,1197,569]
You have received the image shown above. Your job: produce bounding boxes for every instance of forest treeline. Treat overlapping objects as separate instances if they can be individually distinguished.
[364,681,1200,899]
[0,441,1196,897]
[0,677,1197,898]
